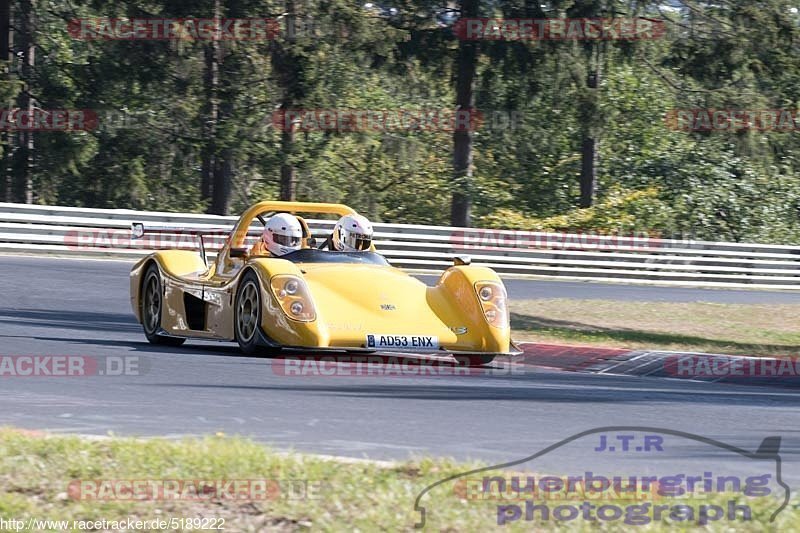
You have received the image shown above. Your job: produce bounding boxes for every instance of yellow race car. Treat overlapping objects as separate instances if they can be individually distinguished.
[129,201,518,365]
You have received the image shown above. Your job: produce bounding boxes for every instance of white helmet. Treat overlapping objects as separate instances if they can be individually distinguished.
[332,214,373,251]
[262,213,303,256]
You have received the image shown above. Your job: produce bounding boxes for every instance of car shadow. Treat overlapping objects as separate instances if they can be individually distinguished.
[141,377,800,405]
[0,308,466,367]
[0,308,141,333]
[3,332,472,369]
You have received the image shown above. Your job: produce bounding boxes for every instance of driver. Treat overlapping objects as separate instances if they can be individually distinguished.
[250,213,303,257]
[330,213,373,251]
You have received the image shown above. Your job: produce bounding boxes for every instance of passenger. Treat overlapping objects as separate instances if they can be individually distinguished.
[330,214,374,251]
[250,213,303,257]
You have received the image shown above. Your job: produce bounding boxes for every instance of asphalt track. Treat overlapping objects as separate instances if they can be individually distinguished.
[2,255,800,488]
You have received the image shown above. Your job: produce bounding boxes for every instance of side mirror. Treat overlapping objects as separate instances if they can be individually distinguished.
[453,255,471,266]
[306,237,317,248]
[230,247,249,258]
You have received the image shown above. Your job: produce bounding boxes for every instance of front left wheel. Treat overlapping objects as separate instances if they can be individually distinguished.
[141,264,186,346]
[235,271,263,355]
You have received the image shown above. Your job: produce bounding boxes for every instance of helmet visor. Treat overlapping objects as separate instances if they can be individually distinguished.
[273,233,300,247]
[347,233,372,251]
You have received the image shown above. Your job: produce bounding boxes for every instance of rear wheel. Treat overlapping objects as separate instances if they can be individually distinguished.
[235,271,263,355]
[454,354,495,367]
[141,264,186,346]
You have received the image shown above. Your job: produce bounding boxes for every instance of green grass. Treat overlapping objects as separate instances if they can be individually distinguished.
[510,299,800,356]
[0,428,796,532]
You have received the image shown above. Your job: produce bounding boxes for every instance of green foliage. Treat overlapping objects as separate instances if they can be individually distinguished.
[480,186,675,234]
[2,0,800,244]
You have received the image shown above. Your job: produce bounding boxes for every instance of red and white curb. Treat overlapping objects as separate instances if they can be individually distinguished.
[508,342,800,388]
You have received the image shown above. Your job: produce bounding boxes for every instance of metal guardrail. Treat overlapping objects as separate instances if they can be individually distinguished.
[1,202,799,289]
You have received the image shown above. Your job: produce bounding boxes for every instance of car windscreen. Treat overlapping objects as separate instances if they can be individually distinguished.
[281,249,390,266]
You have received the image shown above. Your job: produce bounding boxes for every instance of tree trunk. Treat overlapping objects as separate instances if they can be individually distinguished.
[579,136,597,208]
[206,0,234,216]
[209,101,233,214]
[0,0,8,61]
[200,2,220,204]
[450,0,479,227]
[274,0,298,201]
[578,61,600,208]
[0,132,8,202]
[12,0,34,204]
[0,0,10,202]
[279,126,295,200]
[209,147,233,214]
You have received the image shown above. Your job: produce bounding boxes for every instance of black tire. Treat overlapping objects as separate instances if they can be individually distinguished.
[141,264,186,346]
[454,354,495,367]
[234,271,263,355]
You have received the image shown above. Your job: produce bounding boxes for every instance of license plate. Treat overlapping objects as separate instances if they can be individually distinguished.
[366,334,439,351]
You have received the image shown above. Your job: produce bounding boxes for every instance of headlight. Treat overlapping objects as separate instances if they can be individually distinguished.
[284,279,299,295]
[474,281,508,328]
[270,275,316,322]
